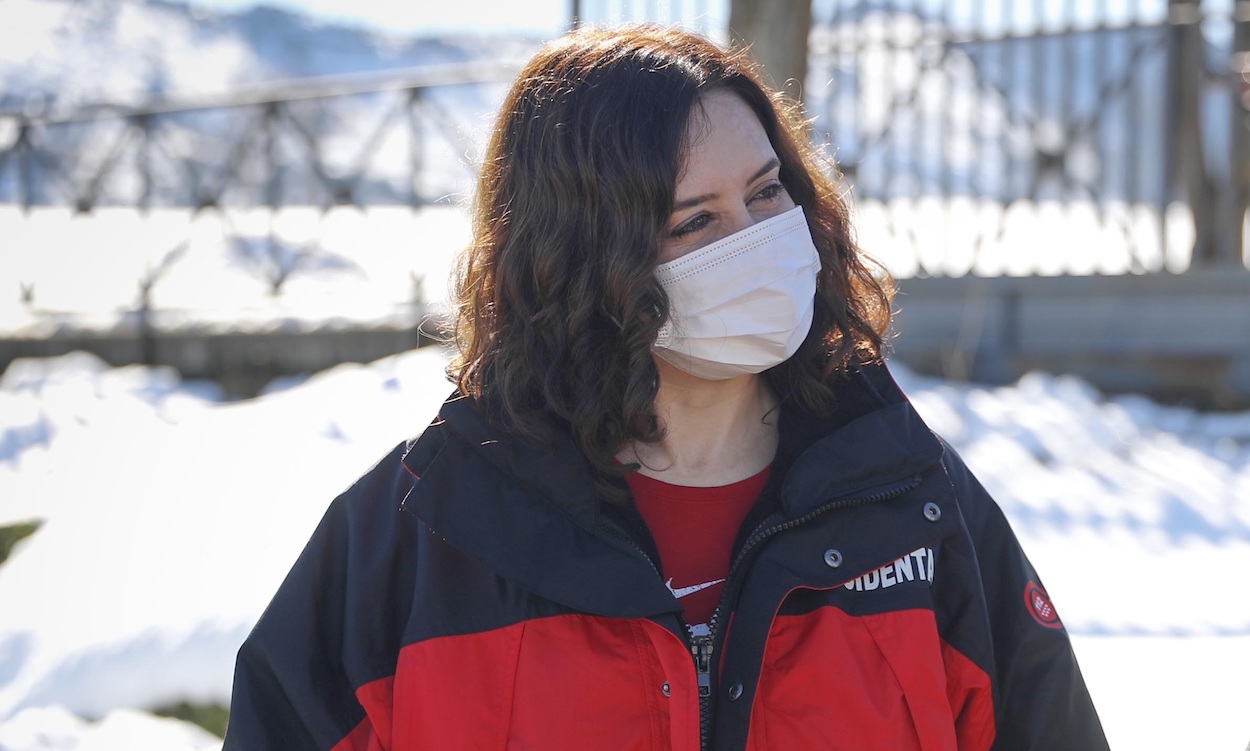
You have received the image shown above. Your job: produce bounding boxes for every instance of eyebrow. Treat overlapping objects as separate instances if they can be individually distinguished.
[672,157,781,211]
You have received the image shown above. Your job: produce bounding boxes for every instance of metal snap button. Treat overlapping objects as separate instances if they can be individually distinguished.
[728,682,744,701]
[661,682,670,697]
[924,502,942,522]
[823,548,843,568]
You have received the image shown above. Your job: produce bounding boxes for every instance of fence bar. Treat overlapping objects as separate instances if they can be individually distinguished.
[1229,0,1250,265]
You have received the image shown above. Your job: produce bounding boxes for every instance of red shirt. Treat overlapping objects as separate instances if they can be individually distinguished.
[626,466,770,629]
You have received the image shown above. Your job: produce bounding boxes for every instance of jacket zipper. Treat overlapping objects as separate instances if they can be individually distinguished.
[695,473,923,751]
[692,634,714,698]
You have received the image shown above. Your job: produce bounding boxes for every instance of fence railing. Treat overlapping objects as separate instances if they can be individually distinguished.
[806,0,1249,274]
[0,60,518,212]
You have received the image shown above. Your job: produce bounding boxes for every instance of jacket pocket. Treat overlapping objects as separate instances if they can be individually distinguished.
[750,606,961,751]
[392,615,684,751]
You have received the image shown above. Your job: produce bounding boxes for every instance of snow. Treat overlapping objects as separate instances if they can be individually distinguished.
[0,205,470,337]
[2,1,1249,748]
[0,706,222,751]
[0,347,457,749]
[0,347,1248,749]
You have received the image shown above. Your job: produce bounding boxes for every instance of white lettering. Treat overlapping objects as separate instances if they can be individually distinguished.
[881,564,896,588]
[842,547,936,593]
[910,548,927,576]
[894,556,914,583]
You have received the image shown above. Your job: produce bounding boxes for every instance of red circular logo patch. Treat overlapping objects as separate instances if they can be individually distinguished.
[1025,583,1063,629]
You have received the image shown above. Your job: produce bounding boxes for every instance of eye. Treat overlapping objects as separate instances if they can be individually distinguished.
[752,181,787,203]
[670,213,711,238]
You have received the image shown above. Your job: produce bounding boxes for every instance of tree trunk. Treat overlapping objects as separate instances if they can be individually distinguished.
[727,0,813,102]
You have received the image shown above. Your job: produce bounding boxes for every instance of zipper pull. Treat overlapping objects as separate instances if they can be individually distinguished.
[691,635,713,698]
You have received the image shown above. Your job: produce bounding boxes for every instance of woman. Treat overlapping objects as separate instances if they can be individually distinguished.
[224,25,1108,751]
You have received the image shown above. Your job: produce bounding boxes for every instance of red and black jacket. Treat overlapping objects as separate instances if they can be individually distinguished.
[224,362,1108,750]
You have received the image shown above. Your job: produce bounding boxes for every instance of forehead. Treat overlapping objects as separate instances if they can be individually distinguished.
[677,91,776,193]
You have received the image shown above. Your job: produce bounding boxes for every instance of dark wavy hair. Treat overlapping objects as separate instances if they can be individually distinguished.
[450,24,893,497]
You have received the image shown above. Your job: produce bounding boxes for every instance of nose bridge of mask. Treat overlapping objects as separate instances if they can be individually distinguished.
[655,206,810,285]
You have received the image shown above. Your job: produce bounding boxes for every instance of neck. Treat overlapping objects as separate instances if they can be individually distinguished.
[620,359,780,487]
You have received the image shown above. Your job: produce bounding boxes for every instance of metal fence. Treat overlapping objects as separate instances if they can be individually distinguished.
[2,1,1247,293]
[804,0,1249,274]
[0,60,519,346]
[576,0,1250,274]
[0,61,515,212]
[571,0,723,31]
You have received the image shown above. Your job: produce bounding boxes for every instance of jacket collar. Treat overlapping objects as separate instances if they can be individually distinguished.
[425,394,604,531]
[776,364,945,517]
[779,400,944,513]
[401,394,679,619]
[398,362,945,617]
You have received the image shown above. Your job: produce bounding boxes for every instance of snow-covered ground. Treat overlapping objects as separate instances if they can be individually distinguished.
[0,204,472,337]
[0,196,1213,341]
[0,346,1248,750]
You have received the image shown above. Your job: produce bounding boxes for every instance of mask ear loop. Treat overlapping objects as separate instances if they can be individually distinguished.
[654,320,674,348]
[625,288,676,348]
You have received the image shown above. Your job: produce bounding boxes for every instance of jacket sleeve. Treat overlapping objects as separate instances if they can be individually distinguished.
[223,442,419,751]
[941,445,1110,751]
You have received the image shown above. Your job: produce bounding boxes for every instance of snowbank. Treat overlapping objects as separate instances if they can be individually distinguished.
[0,347,456,743]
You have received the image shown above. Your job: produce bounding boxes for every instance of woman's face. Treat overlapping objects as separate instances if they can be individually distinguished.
[658,90,796,264]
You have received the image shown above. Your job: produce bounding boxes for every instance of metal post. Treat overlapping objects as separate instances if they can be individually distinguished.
[16,121,34,213]
[1229,0,1250,267]
[138,114,153,214]
[263,101,285,295]
[1168,0,1217,268]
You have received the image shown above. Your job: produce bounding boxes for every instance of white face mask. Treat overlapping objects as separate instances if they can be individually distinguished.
[652,205,820,380]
